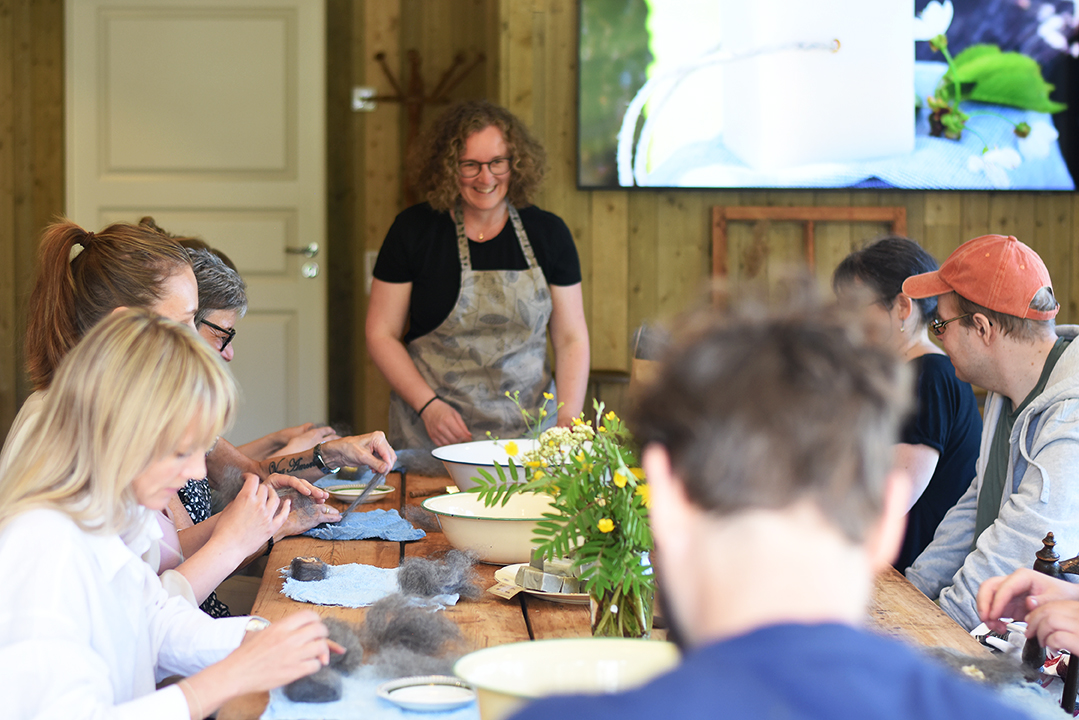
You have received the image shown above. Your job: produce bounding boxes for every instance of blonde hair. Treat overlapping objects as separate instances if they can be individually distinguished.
[0,309,236,534]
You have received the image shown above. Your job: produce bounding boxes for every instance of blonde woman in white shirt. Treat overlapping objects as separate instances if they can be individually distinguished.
[0,309,336,720]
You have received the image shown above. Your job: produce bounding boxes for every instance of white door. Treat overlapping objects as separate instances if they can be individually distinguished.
[66,0,327,444]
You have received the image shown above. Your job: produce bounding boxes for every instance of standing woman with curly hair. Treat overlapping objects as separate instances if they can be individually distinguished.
[367,100,590,449]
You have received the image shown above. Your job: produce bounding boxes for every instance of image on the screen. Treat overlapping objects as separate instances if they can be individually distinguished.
[578,0,1079,190]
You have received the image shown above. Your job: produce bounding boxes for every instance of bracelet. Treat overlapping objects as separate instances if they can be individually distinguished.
[262,536,275,557]
[312,442,339,475]
[418,395,441,416]
[178,678,204,720]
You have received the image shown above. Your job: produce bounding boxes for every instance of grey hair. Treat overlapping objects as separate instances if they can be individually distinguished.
[186,247,248,324]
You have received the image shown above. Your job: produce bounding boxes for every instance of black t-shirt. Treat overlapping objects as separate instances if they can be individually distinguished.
[895,354,983,571]
[373,202,582,343]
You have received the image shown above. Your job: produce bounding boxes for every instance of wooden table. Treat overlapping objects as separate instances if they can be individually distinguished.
[219,473,988,719]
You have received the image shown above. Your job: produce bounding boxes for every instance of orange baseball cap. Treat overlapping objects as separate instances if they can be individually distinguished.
[902,234,1058,321]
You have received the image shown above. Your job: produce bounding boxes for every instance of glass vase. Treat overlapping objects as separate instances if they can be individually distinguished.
[589,583,654,639]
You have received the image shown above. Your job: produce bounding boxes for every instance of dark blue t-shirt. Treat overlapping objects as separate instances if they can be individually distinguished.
[897,354,982,571]
[510,624,1029,720]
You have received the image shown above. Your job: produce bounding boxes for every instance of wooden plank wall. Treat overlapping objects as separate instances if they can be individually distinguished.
[0,0,64,439]
[3,1,1078,438]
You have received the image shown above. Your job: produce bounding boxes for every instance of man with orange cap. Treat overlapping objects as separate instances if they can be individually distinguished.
[903,234,1079,630]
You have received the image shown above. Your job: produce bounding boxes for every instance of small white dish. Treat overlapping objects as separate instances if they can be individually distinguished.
[376,675,477,712]
[323,483,396,503]
[494,563,589,605]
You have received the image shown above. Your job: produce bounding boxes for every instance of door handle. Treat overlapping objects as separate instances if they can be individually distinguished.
[285,242,320,258]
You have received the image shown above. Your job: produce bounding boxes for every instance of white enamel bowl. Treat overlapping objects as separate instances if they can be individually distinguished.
[431,439,539,491]
[421,491,554,564]
[454,638,680,720]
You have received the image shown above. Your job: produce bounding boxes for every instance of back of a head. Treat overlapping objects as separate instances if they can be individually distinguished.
[832,235,940,320]
[630,288,911,542]
[25,219,192,390]
[0,308,236,533]
[185,247,248,323]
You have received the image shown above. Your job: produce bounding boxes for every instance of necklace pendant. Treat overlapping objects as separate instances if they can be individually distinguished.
[478,232,484,241]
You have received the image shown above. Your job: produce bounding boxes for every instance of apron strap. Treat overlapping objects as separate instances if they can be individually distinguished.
[452,201,539,270]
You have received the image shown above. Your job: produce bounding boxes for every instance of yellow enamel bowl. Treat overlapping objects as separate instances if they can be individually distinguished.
[454,638,680,720]
[421,491,554,565]
[431,439,540,491]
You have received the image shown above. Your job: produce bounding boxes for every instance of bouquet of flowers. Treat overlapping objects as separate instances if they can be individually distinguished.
[474,393,654,638]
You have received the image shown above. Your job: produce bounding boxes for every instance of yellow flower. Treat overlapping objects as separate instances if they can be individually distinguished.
[575,452,585,463]
[613,470,627,488]
[533,470,545,479]
[505,390,512,398]
[572,417,584,426]
[598,518,614,533]
[539,409,547,417]
[605,410,617,421]
[630,467,646,480]
[543,392,554,400]
[504,441,519,457]
[525,461,543,468]
[548,440,556,447]
[598,426,607,433]
[582,463,593,473]
[635,484,651,507]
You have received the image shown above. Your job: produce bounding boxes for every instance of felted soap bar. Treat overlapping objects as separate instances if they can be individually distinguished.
[284,667,342,703]
[543,557,575,577]
[529,547,545,570]
[290,556,328,582]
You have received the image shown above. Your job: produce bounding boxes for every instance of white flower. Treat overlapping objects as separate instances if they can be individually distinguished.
[1018,121,1059,160]
[913,1,954,41]
[967,147,1022,189]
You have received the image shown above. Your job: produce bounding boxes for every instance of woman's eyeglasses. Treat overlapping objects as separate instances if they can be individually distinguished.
[458,157,512,178]
[200,319,236,351]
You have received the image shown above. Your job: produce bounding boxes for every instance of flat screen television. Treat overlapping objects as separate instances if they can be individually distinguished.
[578,0,1079,190]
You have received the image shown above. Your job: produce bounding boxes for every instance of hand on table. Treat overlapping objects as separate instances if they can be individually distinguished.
[978,567,1079,643]
[423,400,471,447]
[213,474,290,557]
[323,431,398,475]
[278,499,341,537]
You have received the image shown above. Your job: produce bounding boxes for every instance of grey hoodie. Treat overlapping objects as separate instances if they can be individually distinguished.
[906,325,1079,630]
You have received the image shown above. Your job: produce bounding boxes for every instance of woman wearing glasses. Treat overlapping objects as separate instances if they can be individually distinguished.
[367,101,590,449]
[833,236,982,570]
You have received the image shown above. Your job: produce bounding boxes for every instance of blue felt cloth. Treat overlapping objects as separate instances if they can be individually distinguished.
[303,508,425,542]
[279,562,458,608]
[261,666,480,720]
[642,62,1075,191]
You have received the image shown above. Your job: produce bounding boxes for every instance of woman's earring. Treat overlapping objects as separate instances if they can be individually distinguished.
[899,320,906,333]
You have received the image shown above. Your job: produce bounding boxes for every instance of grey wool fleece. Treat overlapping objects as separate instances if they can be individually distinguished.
[906,325,1079,630]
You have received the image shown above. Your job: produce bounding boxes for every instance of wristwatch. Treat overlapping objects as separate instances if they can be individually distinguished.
[313,442,339,475]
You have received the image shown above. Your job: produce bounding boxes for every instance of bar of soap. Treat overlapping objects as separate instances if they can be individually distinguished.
[284,667,342,703]
[515,565,564,593]
[529,547,546,570]
[291,556,328,582]
[543,557,576,577]
[560,576,581,594]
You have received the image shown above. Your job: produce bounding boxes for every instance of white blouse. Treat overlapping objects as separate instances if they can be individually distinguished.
[0,507,248,720]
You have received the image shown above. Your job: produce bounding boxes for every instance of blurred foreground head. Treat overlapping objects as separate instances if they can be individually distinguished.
[631,278,912,543]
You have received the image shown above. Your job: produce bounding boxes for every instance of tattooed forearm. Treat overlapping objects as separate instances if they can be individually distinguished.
[267,455,317,475]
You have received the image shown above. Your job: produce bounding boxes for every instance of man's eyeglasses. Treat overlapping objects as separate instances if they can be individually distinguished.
[458,157,512,178]
[200,319,236,351]
[930,314,970,336]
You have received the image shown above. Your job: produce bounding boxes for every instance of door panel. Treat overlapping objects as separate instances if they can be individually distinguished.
[67,0,326,445]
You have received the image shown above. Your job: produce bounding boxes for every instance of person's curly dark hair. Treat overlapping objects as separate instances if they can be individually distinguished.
[408,100,547,212]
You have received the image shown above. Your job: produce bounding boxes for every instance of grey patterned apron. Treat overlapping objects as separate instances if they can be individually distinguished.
[388,203,556,450]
